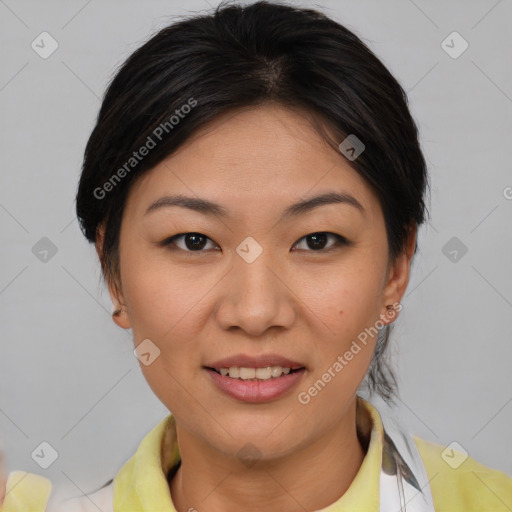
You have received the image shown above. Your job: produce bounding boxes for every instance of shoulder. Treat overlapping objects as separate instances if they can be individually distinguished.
[413,435,512,511]
[0,471,114,512]
[1,471,52,511]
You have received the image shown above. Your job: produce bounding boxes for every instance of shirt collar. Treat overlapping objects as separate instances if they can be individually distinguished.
[113,396,384,511]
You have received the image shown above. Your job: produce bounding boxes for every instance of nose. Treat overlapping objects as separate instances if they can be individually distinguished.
[215,247,296,337]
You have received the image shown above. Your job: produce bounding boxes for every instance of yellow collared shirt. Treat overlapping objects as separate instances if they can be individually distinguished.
[2,397,512,511]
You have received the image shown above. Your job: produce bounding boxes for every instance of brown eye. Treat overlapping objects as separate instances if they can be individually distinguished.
[292,232,349,252]
[161,233,219,252]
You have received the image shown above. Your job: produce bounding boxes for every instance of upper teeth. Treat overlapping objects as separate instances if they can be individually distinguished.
[218,366,292,380]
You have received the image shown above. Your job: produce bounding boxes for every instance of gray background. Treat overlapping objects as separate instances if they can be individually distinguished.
[1,0,511,499]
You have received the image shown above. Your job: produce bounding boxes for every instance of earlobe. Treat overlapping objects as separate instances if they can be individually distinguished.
[96,224,132,330]
[112,305,131,329]
[108,283,132,330]
[107,275,132,329]
[381,224,417,323]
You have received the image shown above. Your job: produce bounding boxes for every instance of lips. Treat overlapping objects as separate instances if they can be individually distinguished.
[205,366,307,403]
[204,353,306,370]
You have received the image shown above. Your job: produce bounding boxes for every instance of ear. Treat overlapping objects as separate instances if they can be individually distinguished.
[95,223,132,330]
[380,223,417,325]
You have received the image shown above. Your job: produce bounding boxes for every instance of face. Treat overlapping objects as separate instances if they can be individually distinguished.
[100,103,414,461]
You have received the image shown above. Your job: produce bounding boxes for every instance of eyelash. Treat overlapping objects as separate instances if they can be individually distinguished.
[159,232,351,254]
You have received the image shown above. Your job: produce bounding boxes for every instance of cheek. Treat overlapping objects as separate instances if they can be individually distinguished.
[120,249,207,340]
[120,249,213,400]
[308,262,385,341]
[298,262,384,398]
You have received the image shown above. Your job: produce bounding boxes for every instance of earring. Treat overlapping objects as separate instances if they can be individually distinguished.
[380,303,401,327]
[111,305,129,329]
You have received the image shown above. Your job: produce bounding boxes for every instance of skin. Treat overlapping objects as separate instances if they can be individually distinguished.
[97,103,416,512]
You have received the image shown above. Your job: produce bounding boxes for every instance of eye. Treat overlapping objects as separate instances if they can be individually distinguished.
[159,231,350,253]
[160,232,219,252]
[292,232,349,252]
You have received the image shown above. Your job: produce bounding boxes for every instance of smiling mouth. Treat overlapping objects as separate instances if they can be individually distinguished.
[205,366,305,380]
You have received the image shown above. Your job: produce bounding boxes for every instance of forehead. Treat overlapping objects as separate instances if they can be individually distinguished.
[124,104,381,221]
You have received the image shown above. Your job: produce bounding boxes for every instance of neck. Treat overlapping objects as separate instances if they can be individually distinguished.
[169,398,368,512]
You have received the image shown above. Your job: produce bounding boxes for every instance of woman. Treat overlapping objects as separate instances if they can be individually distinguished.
[2,1,511,510]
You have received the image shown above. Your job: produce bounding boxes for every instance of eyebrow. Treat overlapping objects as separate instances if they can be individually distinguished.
[144,191,366,220]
